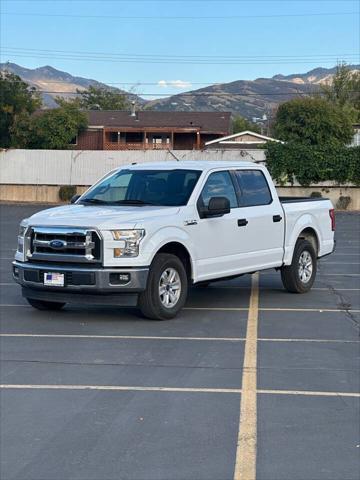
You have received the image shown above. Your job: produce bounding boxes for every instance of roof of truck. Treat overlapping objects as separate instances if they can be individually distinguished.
[119,161,260,171]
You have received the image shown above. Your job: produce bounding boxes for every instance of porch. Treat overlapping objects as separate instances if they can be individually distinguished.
[103,128,202,150]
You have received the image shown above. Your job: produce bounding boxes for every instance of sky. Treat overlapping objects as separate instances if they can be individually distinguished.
[1,0,359,98]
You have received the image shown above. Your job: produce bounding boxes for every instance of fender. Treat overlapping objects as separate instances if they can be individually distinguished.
[142,226,198,280]
[283,213,321,265]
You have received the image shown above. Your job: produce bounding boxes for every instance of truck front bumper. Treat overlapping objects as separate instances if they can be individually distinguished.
[12,261,149,307]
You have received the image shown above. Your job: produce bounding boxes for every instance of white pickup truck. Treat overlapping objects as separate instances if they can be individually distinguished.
[13,161,335,319]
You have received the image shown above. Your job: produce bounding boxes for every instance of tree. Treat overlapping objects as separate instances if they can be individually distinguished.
[0,71,41,148]
[320,63,360,120]
[273,97,354,146]
[232,115,261,134]
[76,85,129,110]
[12,99,88,149]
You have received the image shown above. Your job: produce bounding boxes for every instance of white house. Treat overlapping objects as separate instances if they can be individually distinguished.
[204,130,282,149]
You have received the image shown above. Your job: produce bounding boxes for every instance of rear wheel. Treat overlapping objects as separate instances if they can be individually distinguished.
[281,239,317,293]
[138,253,188,320]
[26,298,66,311]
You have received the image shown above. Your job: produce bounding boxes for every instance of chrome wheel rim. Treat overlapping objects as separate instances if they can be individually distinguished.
[159,268,181,309]
[298,250,313,284]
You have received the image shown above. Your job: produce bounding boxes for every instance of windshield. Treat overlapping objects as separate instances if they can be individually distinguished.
[80,169,202,207]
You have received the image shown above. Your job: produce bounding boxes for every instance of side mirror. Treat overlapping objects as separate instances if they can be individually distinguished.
[205,196,231,217]
[70,194,81,204]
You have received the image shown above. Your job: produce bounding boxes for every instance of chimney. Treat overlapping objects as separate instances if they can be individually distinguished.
[130,101,136,117]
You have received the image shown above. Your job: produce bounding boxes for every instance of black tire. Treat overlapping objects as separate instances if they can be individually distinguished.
[138,253,188,320]
[26,298,66,311]
[281,239,317,293]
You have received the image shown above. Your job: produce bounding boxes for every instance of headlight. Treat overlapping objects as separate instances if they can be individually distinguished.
[111,229,145,257]
[19,224,27,237]
[17,221,28,254]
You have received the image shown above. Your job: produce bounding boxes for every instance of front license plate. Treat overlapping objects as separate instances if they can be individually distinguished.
[44,272,64,287]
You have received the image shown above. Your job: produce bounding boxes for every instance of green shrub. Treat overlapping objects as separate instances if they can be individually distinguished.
[310,191,322,198]
[59,185,77,202]
[265,142,360,187]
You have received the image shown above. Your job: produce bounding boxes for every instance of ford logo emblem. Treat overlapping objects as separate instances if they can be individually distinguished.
[49,240,66,250]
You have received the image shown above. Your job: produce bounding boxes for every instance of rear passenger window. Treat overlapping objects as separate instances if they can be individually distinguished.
[198,171,238,209]
[235,170,272,206]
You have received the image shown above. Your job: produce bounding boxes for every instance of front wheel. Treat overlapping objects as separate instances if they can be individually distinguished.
[138,253,188,320]
[281,239,317,293]
[26,298,66,311]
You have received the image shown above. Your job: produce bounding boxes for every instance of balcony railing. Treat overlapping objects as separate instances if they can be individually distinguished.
[104,142,173,150]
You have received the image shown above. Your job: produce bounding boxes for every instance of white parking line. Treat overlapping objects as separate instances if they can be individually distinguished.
[0,384,241,393]
[1,334,358,344]
[0,333,245,342]
[185,307,360,313]
[0,305,358,313]
[259,307,360,313]
[1,384,359,398]
[257,389,360,398]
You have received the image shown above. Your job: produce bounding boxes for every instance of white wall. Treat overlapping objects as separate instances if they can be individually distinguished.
[0,149,265,186]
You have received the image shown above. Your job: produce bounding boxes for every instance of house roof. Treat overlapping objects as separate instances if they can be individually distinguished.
[205,130,282,146]
[86,110,231,133]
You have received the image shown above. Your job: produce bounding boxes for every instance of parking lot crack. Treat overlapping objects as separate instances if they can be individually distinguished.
[324,284,359,332]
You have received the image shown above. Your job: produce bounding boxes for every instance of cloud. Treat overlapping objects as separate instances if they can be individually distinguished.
[158,80,192,89]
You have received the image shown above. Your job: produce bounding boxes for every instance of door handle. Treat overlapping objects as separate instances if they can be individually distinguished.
[238,218,248,227]
[273,215,282,222]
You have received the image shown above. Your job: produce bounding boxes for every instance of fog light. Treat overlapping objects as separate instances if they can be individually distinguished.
[109,273,131,285]
[13,267,19,278]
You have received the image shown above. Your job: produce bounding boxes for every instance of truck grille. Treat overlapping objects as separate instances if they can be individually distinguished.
[27,227,102,263]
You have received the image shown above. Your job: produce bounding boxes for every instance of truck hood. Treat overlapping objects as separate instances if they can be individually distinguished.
[26,204,180,230]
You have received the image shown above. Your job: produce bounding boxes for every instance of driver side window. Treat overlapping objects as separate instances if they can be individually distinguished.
[199,171,238,209]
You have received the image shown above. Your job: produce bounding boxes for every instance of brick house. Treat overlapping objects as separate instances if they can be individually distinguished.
[74,110,231,150]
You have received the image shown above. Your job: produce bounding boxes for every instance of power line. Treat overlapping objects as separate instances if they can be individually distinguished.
[2,51,358,65]
[21,90,354,97]
[3,0,357,2]
[3,46,358,60]
[3,11,358,20]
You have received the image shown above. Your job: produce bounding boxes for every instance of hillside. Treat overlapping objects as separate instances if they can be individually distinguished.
[1,63,358,119]
[0,62,145,108]
[147,65,360,119]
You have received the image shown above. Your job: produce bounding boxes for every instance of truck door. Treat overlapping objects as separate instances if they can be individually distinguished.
[232,169,284,270]
[192,170,242,280]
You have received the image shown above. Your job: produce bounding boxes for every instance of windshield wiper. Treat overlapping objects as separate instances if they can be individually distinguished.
[110,199,159,206]
[80,198,108,205]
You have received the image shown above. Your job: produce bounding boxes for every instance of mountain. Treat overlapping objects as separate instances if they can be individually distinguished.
[272,65,359,85]
[0,62,146,108]
[146,65,360,120]
[1,63,358,119]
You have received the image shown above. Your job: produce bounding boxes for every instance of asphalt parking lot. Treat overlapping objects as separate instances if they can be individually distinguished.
[0,204,359,480]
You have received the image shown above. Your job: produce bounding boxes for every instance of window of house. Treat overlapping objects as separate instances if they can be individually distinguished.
[109,132,118,143]
[69,135,77,145]
[126,132,143,143]
[235,170,272,207]
[198,171,238,209]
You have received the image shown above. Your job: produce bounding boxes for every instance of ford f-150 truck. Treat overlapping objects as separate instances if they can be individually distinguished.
[13,161,335,319]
